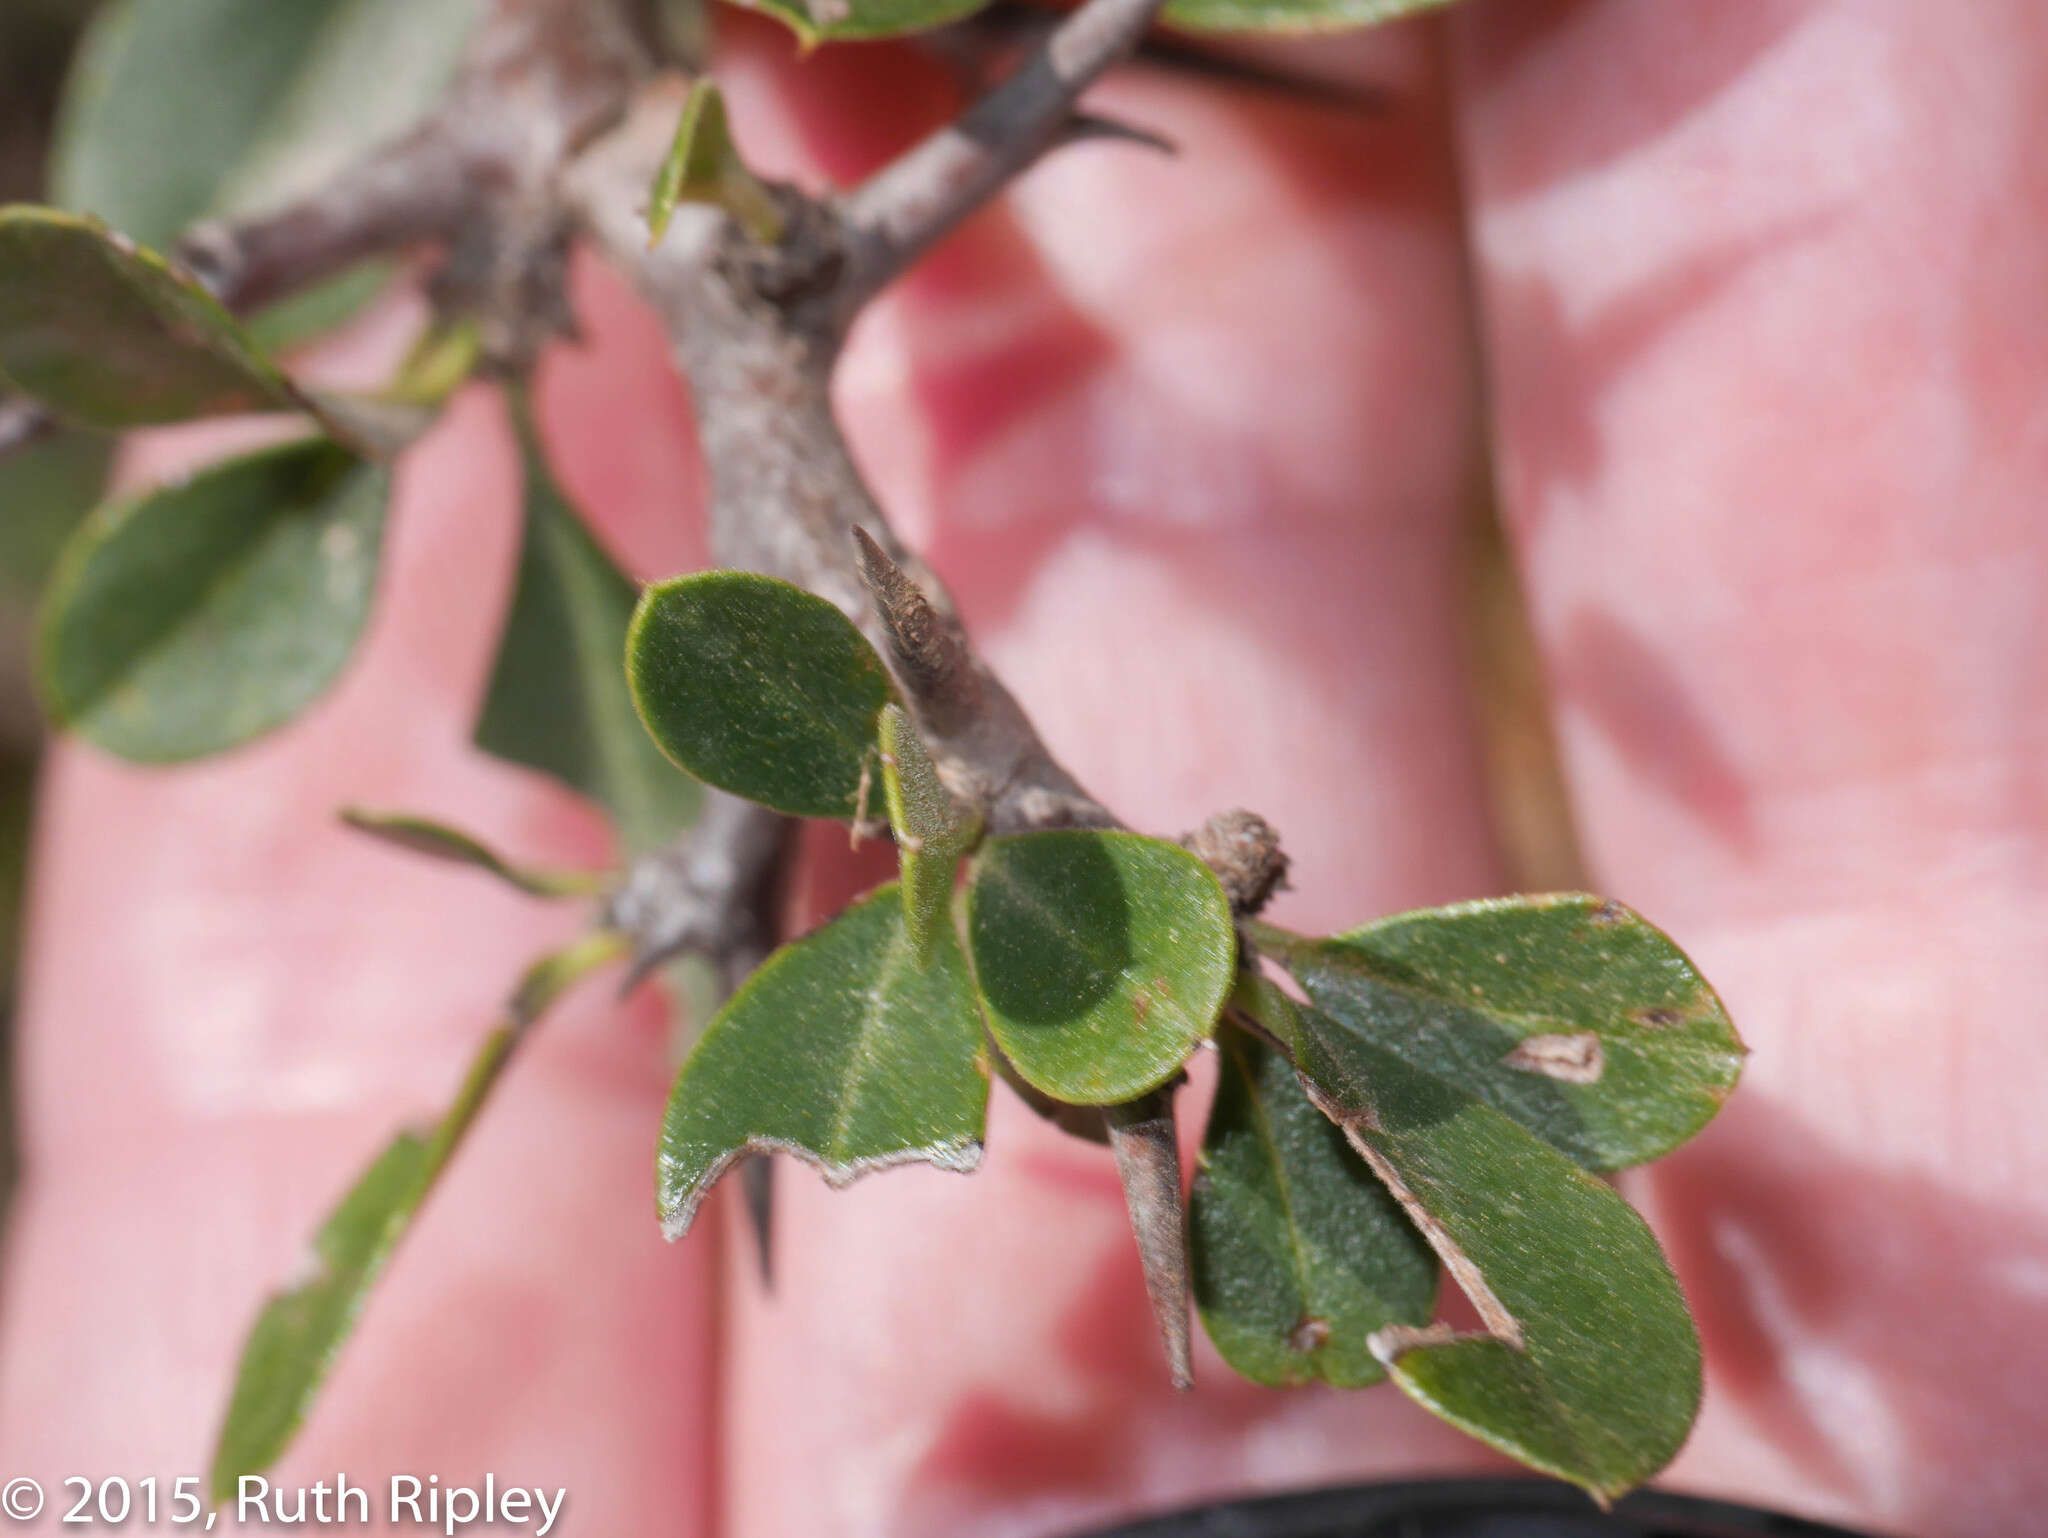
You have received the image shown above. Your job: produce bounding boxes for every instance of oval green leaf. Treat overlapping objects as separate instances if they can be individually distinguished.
[475,411,701,855]
[38,435,388,762]
[1190,1020,1436,1388]
[966,830,1234,1105]
[1255,895,1743,1171]
[0,206,300,429]
[627,570,895,821]
[659,884,990,1238]
[1285,1002,1701,1504]
[879,703,980,958]
[209,933,621,1501]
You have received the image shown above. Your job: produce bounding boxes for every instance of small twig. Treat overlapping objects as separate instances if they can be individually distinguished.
[834,0,1170,323]
[605,788,789,985]
[1107,1091,1193,1389]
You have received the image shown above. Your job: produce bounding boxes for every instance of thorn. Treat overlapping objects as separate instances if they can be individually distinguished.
[1060,112,1177,157]
[1107,1094,1193,1390]
[850,528,981,730]
[741,1154,775,1287]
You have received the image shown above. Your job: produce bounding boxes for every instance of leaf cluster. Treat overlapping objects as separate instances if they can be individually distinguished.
[0,0,1745,1514]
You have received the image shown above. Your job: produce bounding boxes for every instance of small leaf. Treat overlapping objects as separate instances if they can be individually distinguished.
[339,807,606,899]
[209,933,621,1500]
[1255,895,1743,1170]
[475,406,702,855]
[647,79,783,246]
[0,206,300,429]
[1284,1001,1701,1504]
[1190,1021,1436,1388]
[1163,0,1460,34]
[627,571,896,822]
[658,884,989,1238]
[878,703,980,957]
[729,0,989,48]
[966,830,1234,1105]
[38,435,388,762]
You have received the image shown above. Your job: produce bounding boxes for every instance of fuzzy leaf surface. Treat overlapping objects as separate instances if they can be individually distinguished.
[208,935,618,1500]
[879,703,980,957]
[658,884,989,1237]
[1281,998,1701,1504]
[1190,1022,1436,1387]
[627,571,895,821]
[967,831,1233,1104]
[1257,895,1742,1170]
[475,418,701,855]
[38,436,387,762]
[339,807,606,898]
[0,207,299,428]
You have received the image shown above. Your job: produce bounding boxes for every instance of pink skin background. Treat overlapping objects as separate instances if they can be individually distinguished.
[5,1,2048,1534]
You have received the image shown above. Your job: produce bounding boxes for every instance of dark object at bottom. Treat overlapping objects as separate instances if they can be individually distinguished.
[1061,1478,1880,1538]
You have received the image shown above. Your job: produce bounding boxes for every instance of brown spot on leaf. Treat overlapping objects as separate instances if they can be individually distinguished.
[1589,899,1628,926]
[1504,1031,1605,1084]
[1287,1314,1331,1354]
[1634,1006,1684,1030]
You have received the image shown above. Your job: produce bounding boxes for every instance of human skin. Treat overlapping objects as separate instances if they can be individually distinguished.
[4,1,2047,1535]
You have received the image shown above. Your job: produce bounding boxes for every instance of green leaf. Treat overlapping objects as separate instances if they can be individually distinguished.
[0,428,110,602]
[0,207,301,429]
[209,933,620,1501]
[1280,997,1701,1504]
[966,830,1234,1105]
[1190,1021,1436,1388]
[658,884,989,1238]
[38,435,388,762]
[648,79,783,246]
[878,703,980,958]
[245,261,398,356]
[339,807,607,899]
[728,0,990,48]
[627,571,896,822]
[53,0,473,249]
[1255,895,1743,1171]
[1163,0,1459,34]
[475,410,702,855]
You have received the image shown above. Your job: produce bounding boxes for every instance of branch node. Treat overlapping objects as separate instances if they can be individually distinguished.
[1183,809,1288,916]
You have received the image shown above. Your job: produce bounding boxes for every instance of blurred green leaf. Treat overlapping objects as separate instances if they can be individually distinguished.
[627,571,895,821]
[0,428,110,601]
[475,409,701,855]
[878,703,979,959]
[729,0,988,47]
[658,884,988,1238]
[648,79,782,245]
[339,806,607,898]
[51,0,476,348]
[0,207,301,429]
[38,435,388,762]
[1254,896,1743,1171]
[1190,1018,1435,1388]
[966,830,1233,1105]
[1164,0,1459,34]
[207,930,622,1503]
[54,0,472,245]
[1279,996,1701,1504]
